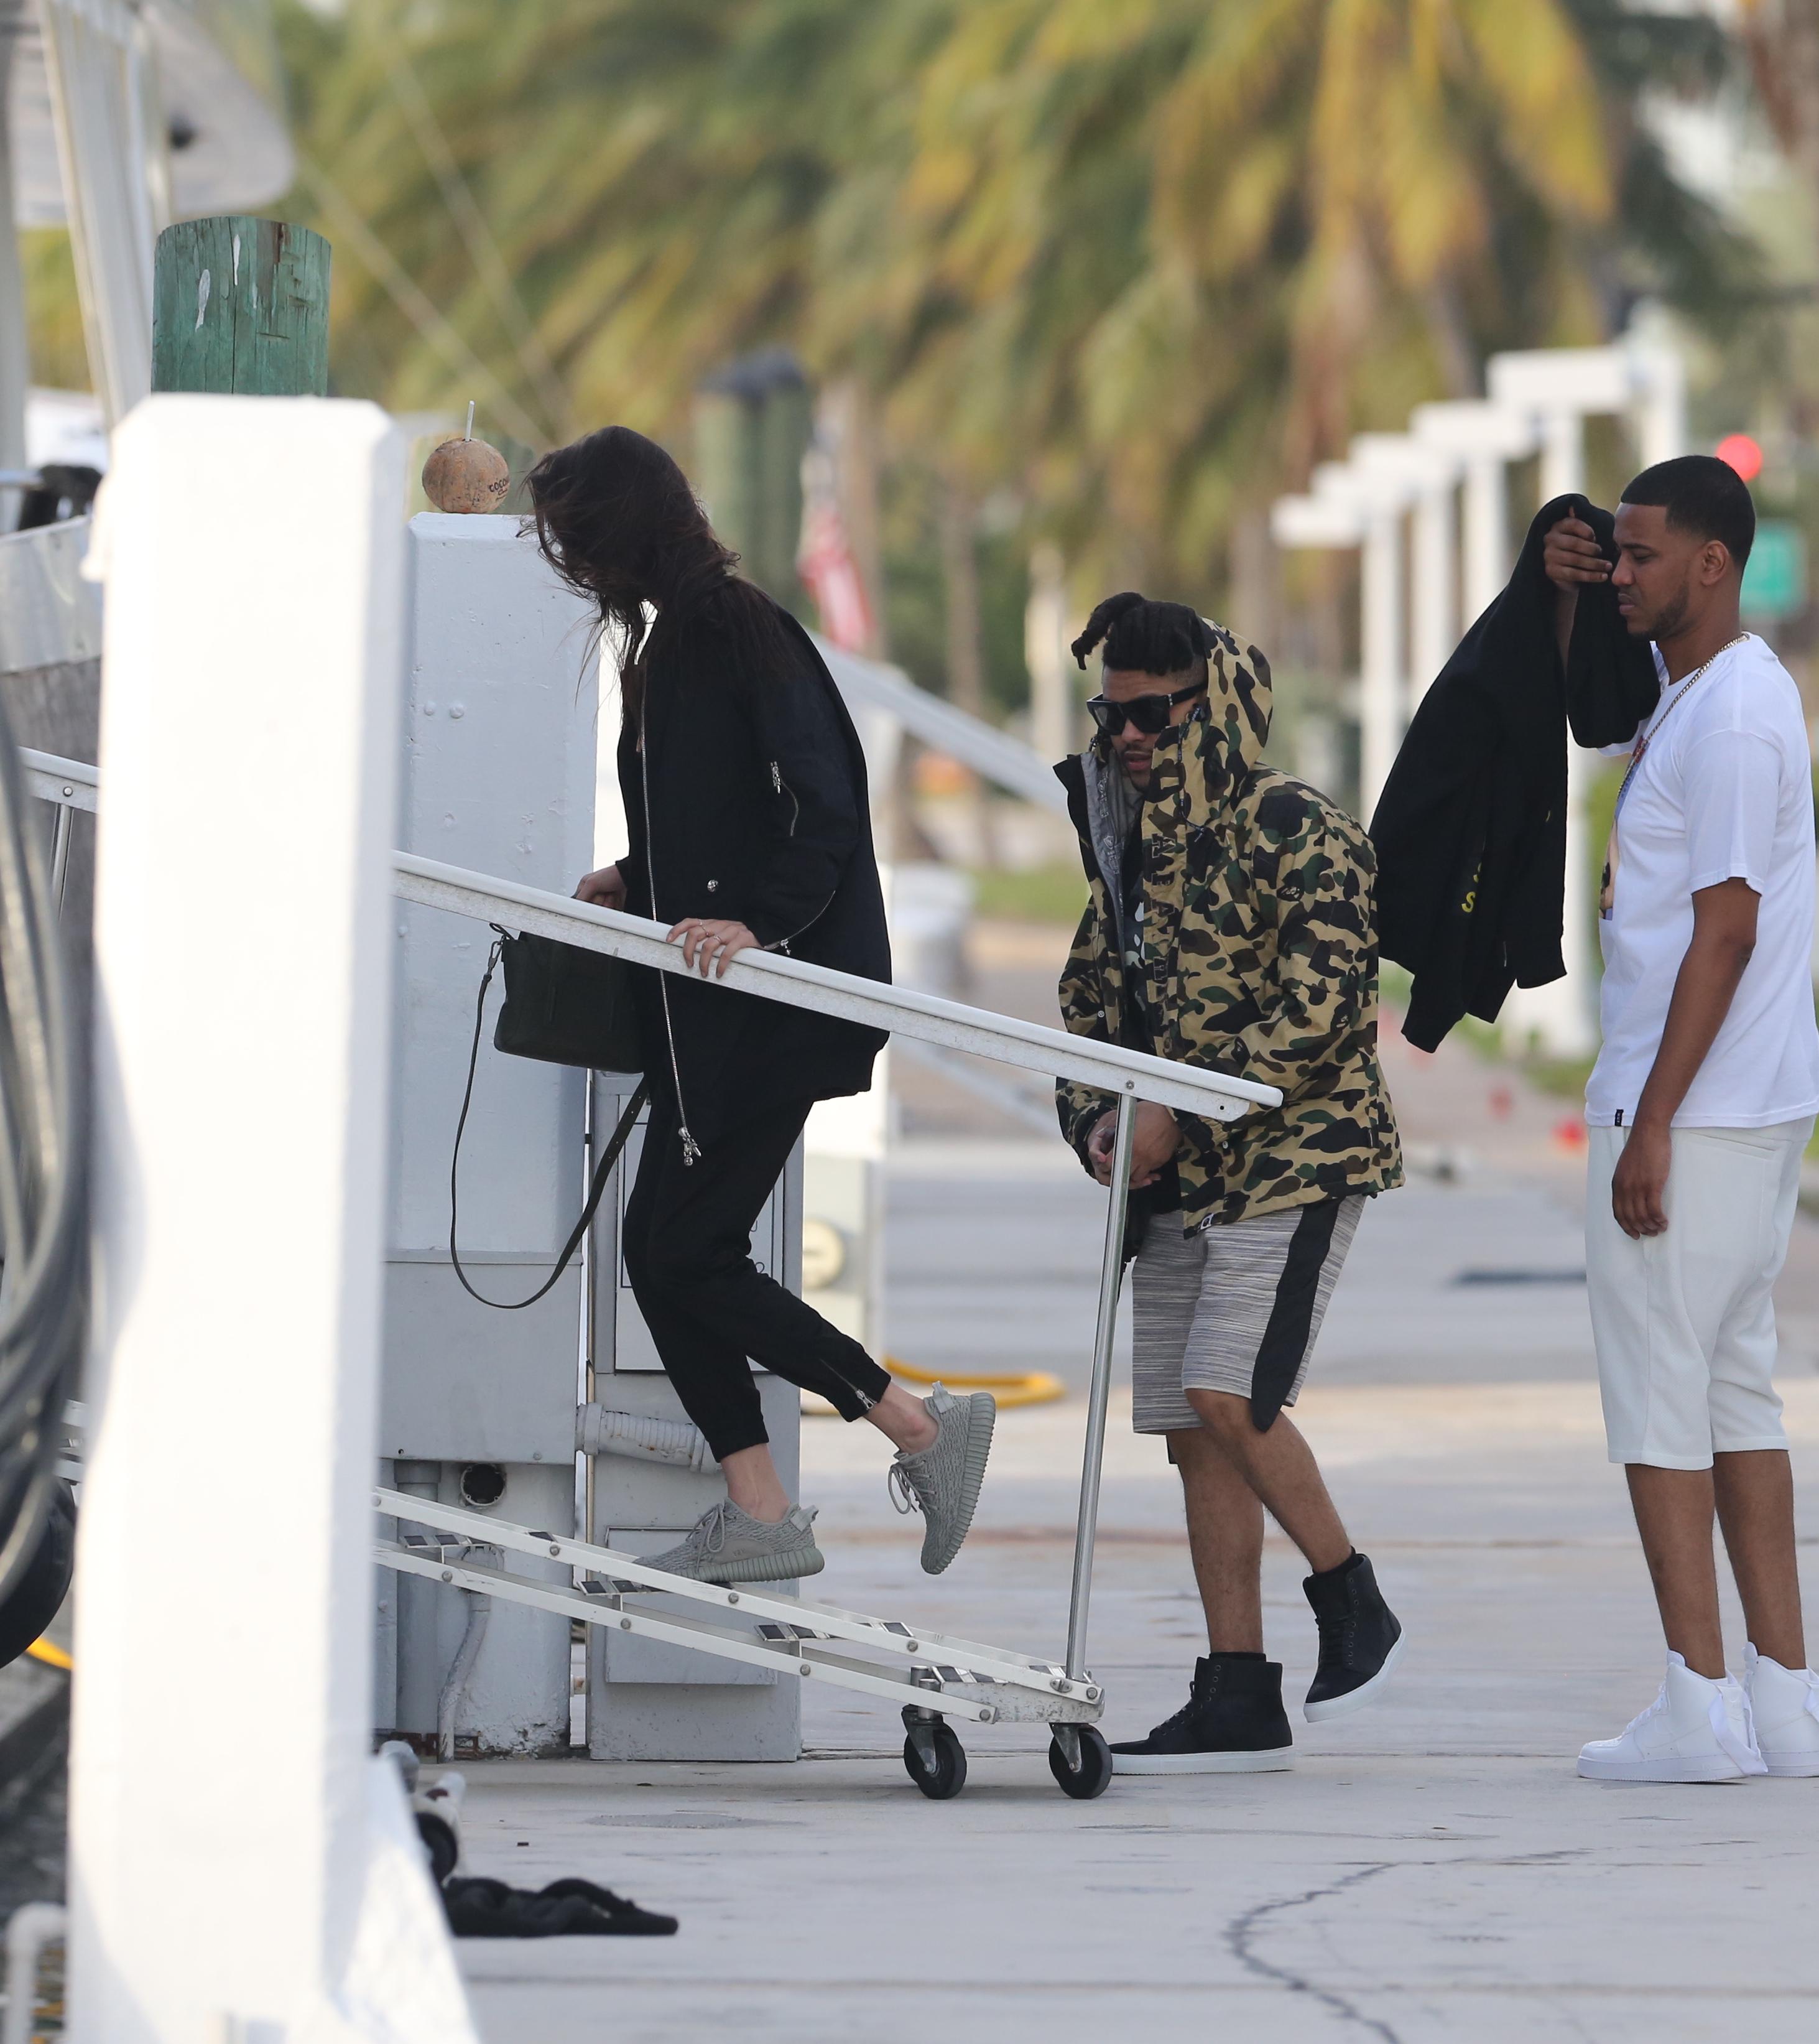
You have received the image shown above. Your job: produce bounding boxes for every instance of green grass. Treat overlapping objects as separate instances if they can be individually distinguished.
[967,862,1088,926]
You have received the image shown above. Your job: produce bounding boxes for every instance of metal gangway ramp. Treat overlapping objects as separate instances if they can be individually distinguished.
[24,762,1279,1801]
[379,853,1280,1799]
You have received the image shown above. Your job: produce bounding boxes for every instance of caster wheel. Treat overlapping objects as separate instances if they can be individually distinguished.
[1048,1726,1113,1800]
[903,1723,968,1800]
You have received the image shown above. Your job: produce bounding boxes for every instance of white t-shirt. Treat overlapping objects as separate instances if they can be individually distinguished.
[1586,633,1819,1129]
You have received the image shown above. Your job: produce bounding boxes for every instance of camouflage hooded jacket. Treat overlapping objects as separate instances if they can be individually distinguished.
[1055,625,1402,1232]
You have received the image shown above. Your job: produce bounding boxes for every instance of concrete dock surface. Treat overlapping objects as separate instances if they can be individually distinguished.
[457,1016,1819,2042]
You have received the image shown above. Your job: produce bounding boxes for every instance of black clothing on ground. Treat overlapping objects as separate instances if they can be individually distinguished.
[1370,495,1659,1051]
[621,1082,894,1461]
[442,1876,678,1938]
[617,589,890,1154]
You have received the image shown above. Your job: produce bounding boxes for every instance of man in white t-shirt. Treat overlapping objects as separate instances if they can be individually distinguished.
[1545,454,1819,1784]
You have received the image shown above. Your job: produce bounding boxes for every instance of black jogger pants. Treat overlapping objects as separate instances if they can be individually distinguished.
[621,1089,894,1461]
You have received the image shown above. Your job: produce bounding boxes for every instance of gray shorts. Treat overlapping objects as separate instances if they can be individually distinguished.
[1130,1196,1364,1433]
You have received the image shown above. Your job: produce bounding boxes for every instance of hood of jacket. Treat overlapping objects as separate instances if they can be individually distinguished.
[1055,621,1275,886]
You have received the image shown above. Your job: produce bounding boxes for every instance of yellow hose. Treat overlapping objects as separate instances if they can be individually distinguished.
[25,1637,72,1671]
[884,1357,1065,1410]
[803,1357,1066,1416]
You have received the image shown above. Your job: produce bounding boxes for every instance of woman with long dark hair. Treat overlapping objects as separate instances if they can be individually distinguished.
[529,425,994,1585]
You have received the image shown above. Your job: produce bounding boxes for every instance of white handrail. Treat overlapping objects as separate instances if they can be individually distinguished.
[12,741,1280,1120]
[21,747,98,812]
[394,852,1279,1121]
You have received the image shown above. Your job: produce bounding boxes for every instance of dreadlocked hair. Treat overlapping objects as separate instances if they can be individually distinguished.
[526,424,790,723]
[1070,592,1215,676]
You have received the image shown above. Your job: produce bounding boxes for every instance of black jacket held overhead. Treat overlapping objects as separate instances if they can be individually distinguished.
[618,590,889,1151]
[1370,495,1659,1052]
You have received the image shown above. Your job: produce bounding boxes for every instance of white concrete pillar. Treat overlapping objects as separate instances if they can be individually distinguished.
[1410,480,1456,704]
[1412,401,1535,626]
[1539,409,1585,502]
[1506,404,1597,1058]
[1631,339,1687,469]
[1359,508,1404,819]
[70,395,473,2041]
[1462,454,1509,623]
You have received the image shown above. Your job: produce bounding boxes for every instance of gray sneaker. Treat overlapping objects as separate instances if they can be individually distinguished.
[888,1385,996,1575]
[641,1501,824,1586]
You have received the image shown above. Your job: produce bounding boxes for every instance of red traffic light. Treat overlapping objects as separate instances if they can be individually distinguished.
[1716,433,1764,483]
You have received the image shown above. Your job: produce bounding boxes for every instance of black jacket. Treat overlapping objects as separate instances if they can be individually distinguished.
[1370,495,1659,1051]
[618,591,890,1151]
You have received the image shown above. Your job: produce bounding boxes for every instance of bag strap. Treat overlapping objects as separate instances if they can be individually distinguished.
[450,936,649,1311]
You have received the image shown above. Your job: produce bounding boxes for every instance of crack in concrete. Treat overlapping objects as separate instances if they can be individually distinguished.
[1224,1862,1402,2040]
[1221,1847,1602,2036]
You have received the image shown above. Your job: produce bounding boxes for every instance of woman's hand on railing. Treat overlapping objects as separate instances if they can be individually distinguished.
[575,864,626,910]
[669,917,761,978]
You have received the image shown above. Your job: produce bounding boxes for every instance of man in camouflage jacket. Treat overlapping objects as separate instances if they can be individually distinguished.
[1055,629,1402,1227]
[1053,597,1405,1775]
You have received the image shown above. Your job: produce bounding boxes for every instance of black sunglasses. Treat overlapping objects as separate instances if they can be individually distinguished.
[1085,678,1206,738]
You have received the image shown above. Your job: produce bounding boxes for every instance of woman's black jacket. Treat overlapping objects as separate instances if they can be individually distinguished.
[617,587,890,1153]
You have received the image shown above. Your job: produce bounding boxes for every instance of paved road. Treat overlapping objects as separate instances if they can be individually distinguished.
[458,981,1819,2044]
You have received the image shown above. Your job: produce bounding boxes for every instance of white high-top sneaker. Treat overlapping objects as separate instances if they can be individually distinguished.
[1578,1653,1766,1783]
[1743,1645,1819,1778]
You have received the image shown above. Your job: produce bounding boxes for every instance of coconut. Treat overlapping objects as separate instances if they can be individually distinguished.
[422,435,511,514]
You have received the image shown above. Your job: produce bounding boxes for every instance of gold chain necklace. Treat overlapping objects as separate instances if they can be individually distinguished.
[1615,633,1749,817]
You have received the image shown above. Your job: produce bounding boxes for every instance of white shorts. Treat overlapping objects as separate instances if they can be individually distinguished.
[1129,1197,1364,1434]
[1585,1118,1812,1469]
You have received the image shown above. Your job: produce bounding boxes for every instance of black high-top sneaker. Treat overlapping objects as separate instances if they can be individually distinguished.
[1302,1551,1404,1722]
[1109,1653,1294,1774]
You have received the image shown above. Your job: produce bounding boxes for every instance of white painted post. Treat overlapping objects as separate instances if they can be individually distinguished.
[1629,329,1687,470]
[70,396,474,2042]
[1522,404,1598,1051]
[1409,478,1456,705]
[1539,409,1585,502]
[1487,353,1615,1061]
[1412,401,1538,623]
[1349,435,1461,718]
[1269,488,1366,809]
[1358,506,1405,820]
[1461,454,1509,621]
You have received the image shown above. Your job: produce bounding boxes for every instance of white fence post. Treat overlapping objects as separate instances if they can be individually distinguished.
[69,394,475,2042]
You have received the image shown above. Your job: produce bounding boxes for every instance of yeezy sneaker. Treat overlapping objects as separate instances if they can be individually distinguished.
[887,1383,996,1574]
[1577,1652,1766,1783]
[1302,1551,1404,1722]
[1744,1645,1819,1778]
[641,1500,823,1585]
[1111,1653,1295,1775]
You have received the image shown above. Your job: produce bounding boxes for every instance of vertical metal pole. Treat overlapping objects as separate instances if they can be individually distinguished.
[1065,1089,1137,1679]
[581,1072,600,1543]
[49,802,73,913]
